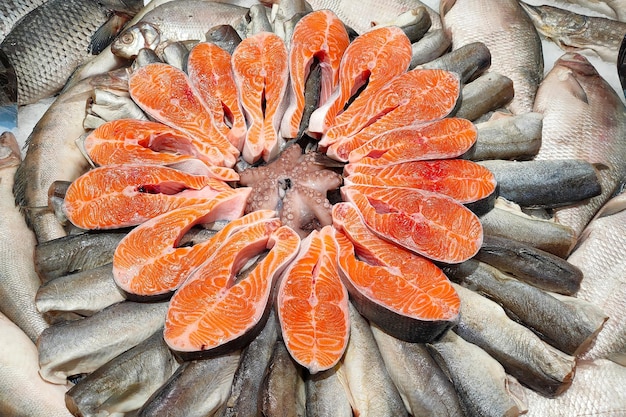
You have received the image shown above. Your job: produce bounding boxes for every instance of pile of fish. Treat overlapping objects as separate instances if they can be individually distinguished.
[1,0,626,416]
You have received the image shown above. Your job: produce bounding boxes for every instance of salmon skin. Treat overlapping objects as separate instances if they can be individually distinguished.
[63,164,233,230]
[187,42,247,151]
[333,202,459,343]
[83,118,239,182]
[344,159,497,204]
[129,63,240,168]
[112,189,254,298]
[165,222,300,358]
[232,32,289,164]
[276,225,350,374]
[280,9,350,139]
[342,184,483,263]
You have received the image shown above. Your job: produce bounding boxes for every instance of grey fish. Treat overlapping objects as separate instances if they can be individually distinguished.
[463,112,543,161]
[620,33,626,93]
[370,324,464,417]
[377,6,432,43]
[244,4,273,37]
[478,159,601,209]
[305,365,353,417]
[475,235,583,295]
[409,28,452,68]
[560,0,626,22]
[220,310,279,417]
[0,0,137,105]
[441,0,543,114]
[0,312,72,417]
[342,302,408,417]
[0,131,48,342]
[111,1,251,59]
[480,198,578,258]
[453,72,514,121]
[36,263,125,318]
[260,340,306,417]
[568,192,626,363]
[85,87,149,130]
[452,284,576,398]
[161,41,191,70]
[520,2,626,63]
[38,300,169,384]
[523,359,626,417]
[138,351,241,417]
[34,230,128,282]
[443,259,608,356]
[418,41,491,84]
[427,330,527,417]
[66,330,180,417]
[0,0,48,43]
[533,52,626,237]
[206,25,242,55]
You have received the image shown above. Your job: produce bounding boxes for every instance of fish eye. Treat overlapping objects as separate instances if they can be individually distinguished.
[120,31,136,45]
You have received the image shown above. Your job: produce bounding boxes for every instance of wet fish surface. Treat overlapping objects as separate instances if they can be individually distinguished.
[305,366,353,417]
[0,0,47,43]
[0,131,48,342]
[560,0,626,21]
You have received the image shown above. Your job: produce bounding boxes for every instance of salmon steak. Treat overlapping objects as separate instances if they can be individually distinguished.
[129,63,240,168]
[332,202,459,343]
[279,9,350,139]
[63,164,233,230]
[112,188,256,297]
[323,69,461,161]
[276,225,350,374]
[308,26,412,135]
[83,118,239,182]
[348,118,477,165]
[342,184,483,263]
[344,159,497,204]
[232,32,289,163]
[165,222,300,356]
[187,42,247,151]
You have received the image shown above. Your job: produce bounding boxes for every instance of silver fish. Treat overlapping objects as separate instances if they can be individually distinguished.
[568,191,626,363]
[524,359,626,417]
[464,112,543,161]
[560,0,626,21]
[205,24,242,55]
[85,87,149,129]
[0,131,48,342]
[409,29,452,68]
[452,283,576,398]
[441,0,544,114]
[138,351,242,417]
[453,72,515,121]
[305,365,353,417]
[370,324,464,417]
[342,302,408,417]
[66,330,180,417]
[38,300,169,384]
[520,2,626,63]
[0,0,137,105]
[0,312,72,417]
[533,52,626,237]
[0,0,48,43]
[418,41,491,84]
[427,330,528,417]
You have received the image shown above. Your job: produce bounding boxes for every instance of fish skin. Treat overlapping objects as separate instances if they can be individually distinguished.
[0,312,72,417]
[37,300,169,384]
[523,359,626,417]
[137,350,241,417]
[533,52,626,237]
[567,192,626,362]
[65,330,180,417]
[427,330,528,417]
[453,72,515,121]
[305,365,353,417]
[441,0,544,115]
[0,0,47,43]
[410,29,452,68]
[342,302,409,417]
[520,2,626,63]
[452,283,576,398]
[619,33,626,94]
[560,0,626,21]
[370,324,464,417]
[0,131,48,342]
[0,0,133,105]
[417,41,491,84]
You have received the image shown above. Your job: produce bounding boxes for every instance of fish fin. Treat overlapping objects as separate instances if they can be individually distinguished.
[608,352,626,367]
[568,75,589,104]
[590,189,626,220]
[89,13,131,55]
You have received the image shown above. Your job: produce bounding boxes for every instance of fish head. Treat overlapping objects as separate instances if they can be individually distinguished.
[111,23,161,60]
[0,131,21,168]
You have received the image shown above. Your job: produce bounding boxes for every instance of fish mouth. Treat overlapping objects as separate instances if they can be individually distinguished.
[619,34,626,96]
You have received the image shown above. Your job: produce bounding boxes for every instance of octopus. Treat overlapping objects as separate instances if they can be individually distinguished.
[238,143,342,237]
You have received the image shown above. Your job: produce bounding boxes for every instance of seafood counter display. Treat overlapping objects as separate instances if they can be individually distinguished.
[1,0,626,416]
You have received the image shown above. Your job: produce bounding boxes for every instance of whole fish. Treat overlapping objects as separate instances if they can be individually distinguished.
[0,0,140,105]
[441,0,544,114]
[305,366,354,417]
[533,52,626,237]
[560,0,626,21]
[523,359,626,417]
[0,312,72,417]
[38,301,169,384]
[520,2,626,63]
[0,132,48,343]
[567,192,626,363]
[0,0,47,43]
